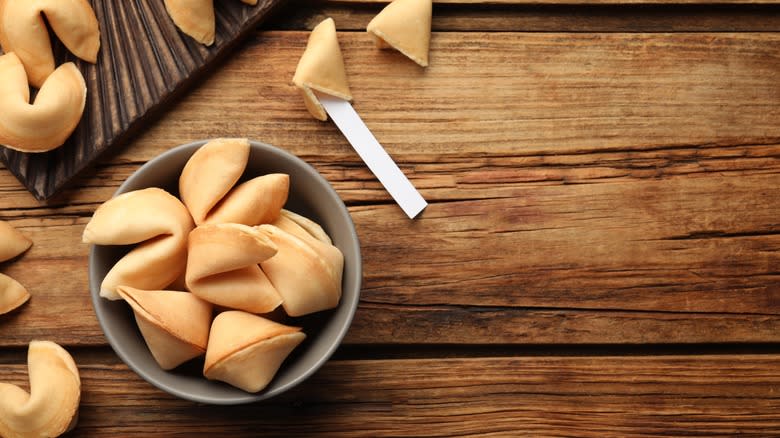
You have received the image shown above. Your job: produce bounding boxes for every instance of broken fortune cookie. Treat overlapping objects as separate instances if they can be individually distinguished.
[0,0,99,88]
[117,286,213,370]
[367,0,432,67]
[0,220,32,315]
[0,341,81,438]
[204,311,306,393]
[292,17,353,121]
[0,52,87,153]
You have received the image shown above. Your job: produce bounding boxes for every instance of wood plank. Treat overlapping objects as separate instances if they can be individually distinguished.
[1,172,779,346]
[278,3,780,32]
[4,159,780,317]
[348,304,780,345]
[0,31,777,346]
[120,31,780,160]
[4,30,773,169]
[0,354,778,436]
[4,142,780,212]
[350,176,780,314]
[0,0,284,200]
[0,30,777,206]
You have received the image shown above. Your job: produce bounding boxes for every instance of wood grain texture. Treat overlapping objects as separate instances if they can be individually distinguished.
[0,0,284,200]
[0,4,778,435]
[0,30,776,193]
[0,199,777,347]
[281,3,780,32]
[0,31,778,346]
[16,31,779,162]
[0,354,778,436]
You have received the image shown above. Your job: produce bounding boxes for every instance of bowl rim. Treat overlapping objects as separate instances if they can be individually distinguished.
[88,139,362,404]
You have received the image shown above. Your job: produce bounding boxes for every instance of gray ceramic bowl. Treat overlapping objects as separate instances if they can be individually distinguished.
[88,140,361,404]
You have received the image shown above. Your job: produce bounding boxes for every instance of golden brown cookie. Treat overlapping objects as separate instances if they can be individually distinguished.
[0,341,81,438]
[186,223,282,314]
[367,0,432,67]
[0,0,99,88]
[179,138,289,226]
[0,53,86,153]
[0,220,32,315]
[164,0,258,46]
[292,18,352,121]
[258,223,343,317]
[117,287,213,370]
[83,188,195,300]
[204,311,305,392]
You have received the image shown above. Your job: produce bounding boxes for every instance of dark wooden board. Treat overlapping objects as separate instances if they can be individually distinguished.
[0,0,284,200]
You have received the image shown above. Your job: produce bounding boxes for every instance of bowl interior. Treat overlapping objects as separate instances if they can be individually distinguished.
[89,140,361,404]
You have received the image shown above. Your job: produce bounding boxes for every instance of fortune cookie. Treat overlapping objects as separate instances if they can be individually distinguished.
[83,188,195,300]
[204,311,305,392]
[0,220,32,315]
[0,0,99,88]
[273,209,333,245]
[367,0,432,67]
[179,138,289,226]
[292,18,353,121]
[258,223,343,317]
[0,341,80,438]
[0,221,31,266]
[186,223,282,313]
[270,209,344,287]
[163,0,257,46]
[117,286,213,370]
[0,53,87,153]
[0,275,29,317]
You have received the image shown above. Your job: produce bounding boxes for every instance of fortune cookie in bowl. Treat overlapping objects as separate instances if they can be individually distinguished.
[271,209,344,288]
[273,209,334,246]
[179,138,289,226]
[163,0,258,46]
[0,220,32,315]
[83,188,195,300]
[0,341,80,438]
[117,286,213,370]
[0,0,99,88]
[186,223,282,313]
[204,311,305,393]
[88,139,362,404]
[259,220,344,317]
[0,52,87,153]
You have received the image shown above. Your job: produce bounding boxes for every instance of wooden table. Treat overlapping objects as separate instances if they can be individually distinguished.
[1,1,779,435]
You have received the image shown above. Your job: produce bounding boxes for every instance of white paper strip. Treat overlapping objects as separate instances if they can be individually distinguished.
[317,93,428,219]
